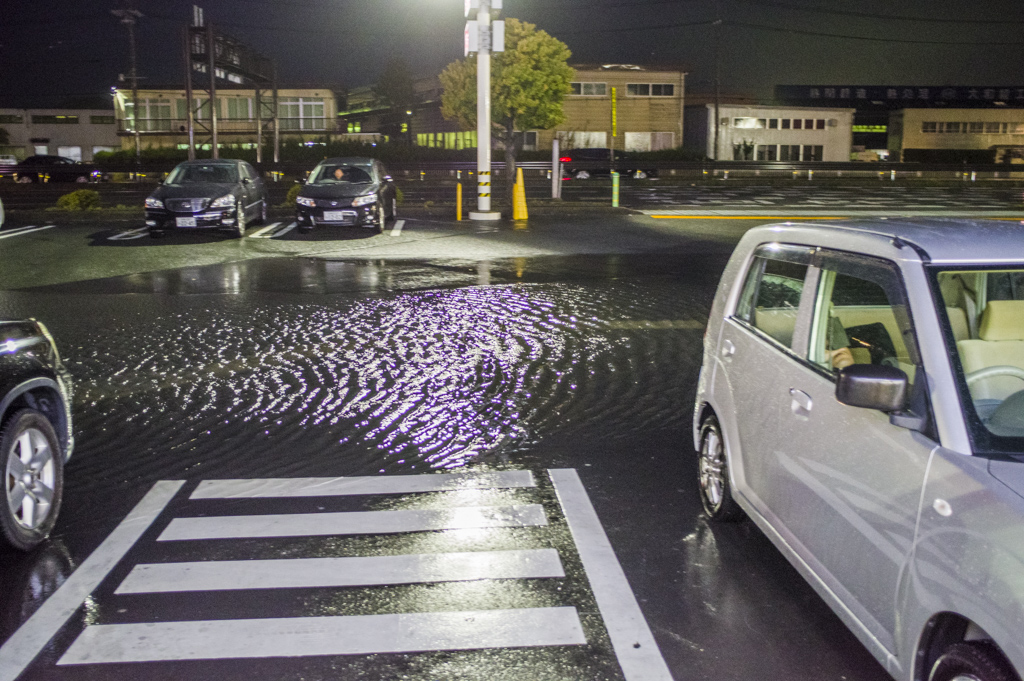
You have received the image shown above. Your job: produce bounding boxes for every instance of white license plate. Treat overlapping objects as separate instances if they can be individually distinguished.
[322,211,348,222]
[175,217,198,227]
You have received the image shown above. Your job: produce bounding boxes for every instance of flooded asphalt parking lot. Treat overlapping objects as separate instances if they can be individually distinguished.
[0,203,965,680]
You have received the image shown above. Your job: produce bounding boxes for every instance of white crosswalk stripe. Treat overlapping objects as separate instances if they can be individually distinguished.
[191,470,535,498]
[157,504,548,541]
[115,548,565,594]
[58,607,587,665]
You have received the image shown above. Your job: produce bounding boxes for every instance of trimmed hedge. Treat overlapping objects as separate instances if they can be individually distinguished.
[56,189,101,211]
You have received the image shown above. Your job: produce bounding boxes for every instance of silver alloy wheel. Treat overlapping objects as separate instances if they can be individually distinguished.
[949,676,983,681]
[235,200,246,237]
[392,198,398,219]
[574,170,590,180]
[5,427,57,531]
[259,200,268,224]
[699,427,725,510]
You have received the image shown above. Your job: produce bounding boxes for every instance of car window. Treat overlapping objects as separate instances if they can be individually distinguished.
[308,164,373,184]
[809,252,921,385]
[735,249,810,349]
[934,265,1024,448]
[166,164,238,184]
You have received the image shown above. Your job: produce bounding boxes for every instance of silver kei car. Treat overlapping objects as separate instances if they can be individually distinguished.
[694,219,1024,681]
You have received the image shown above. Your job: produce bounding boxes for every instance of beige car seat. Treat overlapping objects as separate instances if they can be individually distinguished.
[957,300,1024,401]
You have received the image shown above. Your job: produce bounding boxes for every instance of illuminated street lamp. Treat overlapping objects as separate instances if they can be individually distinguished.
[465,0,504,220]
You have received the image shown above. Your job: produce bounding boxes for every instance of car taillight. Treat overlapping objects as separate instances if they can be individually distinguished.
[559,157,571,163]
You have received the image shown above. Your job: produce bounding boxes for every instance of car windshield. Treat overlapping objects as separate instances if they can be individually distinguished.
[933,266,1024,452]
[166,164,238,184]
[307,164,373,185]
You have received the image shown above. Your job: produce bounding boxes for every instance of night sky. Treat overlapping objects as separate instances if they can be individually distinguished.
[2,0,1023,109]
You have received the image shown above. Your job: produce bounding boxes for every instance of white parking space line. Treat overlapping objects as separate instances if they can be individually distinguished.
[0,481,184,681]
[158,504,548,541]
[390,219,405,237]
[549,469,672,681]
[58,607,586,665]
[115,548,565,594]
[107,227,149,241]
[274,221,297,237]
[246,221,281,239]
[0,224,55,240]
[191,470,535,499]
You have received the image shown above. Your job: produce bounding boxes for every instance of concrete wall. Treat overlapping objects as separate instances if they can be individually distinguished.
[0,109,119,161]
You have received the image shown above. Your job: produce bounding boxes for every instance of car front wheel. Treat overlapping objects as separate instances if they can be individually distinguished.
[698,413,744,522]
[929,641,1017,681]
[1,409,64,551]
[376,205,386,234]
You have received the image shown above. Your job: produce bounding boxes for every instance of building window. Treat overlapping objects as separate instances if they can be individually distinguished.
[279,97,325,131]
[792,119,802,130]
[225,98,252,120]
[90,115,116,125]
[768,119,779,129]
[803,145,823,161]
[1009,123,1024,134]
[57,145,82,162]
[0,114,23,124]
[922,122,938,133]
[732,118,766,129]
[781,119,791,129]
[124,99,171,131]
[985,122,1003,133]
[570,82,607,96]
[626,83,675,97]
[968,122,984,133]
[815,119,825,129]
[756,145,777,161]
[32,115,79,124]
[627,84,650,96]
[347,121,362,133]
[92,145,116,156]
[651,84,674,96]
[522,131,538,150]
[779,144,801,161]
[942,122,961,133]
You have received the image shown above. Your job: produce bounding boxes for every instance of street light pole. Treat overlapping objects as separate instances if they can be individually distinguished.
[112,6,143,169]
[468,0,501,220]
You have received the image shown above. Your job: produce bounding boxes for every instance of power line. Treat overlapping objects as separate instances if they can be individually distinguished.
[728,20,1024,45]
[732,0,1021,25]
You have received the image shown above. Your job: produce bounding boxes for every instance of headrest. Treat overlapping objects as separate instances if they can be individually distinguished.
[979,300,1024,341]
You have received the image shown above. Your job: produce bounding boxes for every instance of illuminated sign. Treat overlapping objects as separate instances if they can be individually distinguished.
[852,125,887,133]
[777,85,1024,107]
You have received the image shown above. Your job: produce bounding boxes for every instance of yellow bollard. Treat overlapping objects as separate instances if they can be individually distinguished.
[456,182,462,221]
[513,167,529,221]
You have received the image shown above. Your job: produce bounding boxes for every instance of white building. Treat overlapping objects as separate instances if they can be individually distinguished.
[705,104,855,161]
[0,109,120,162]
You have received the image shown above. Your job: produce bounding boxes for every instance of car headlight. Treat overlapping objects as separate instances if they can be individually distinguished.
[145,197,164,209]
[210,194,235,209]
[352,194,376,207]
[296,196,316,207]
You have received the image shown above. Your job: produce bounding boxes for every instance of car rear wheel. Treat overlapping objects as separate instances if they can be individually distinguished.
[74,176,88,183]
[633,170,648,179]
[574,170,590,180]
[17,176,33,184]
[1,409,64,551]
[255,200,268,225]
[929,641,1017,681]
[391,198,398,221]
[698,414,744,522]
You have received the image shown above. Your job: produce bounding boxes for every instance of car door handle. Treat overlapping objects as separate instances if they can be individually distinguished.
[721,339,736,359]
[789,388,812,418]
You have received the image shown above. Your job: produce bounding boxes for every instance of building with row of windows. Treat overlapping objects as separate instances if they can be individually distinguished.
[0,109,120,161]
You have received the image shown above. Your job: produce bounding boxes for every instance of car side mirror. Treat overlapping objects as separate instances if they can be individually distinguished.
[835,364,908,413]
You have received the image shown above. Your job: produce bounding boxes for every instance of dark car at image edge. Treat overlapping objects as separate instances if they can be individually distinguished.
[144,159,269,239]
[0,319,73,551]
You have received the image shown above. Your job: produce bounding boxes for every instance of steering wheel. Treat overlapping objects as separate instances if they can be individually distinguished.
[966,365,1024,387]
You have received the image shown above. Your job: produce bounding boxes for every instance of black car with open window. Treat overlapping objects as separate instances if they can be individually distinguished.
[145,159,268,238]
[294,157,398,234]
[1,319,73,551]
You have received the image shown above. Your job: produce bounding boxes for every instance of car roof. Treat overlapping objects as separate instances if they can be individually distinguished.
[177,159,237,165]
[757,218,1024,266]
[319,157,375,165]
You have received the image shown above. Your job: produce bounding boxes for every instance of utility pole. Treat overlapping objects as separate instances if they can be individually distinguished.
[112,5,143,169]
[713,0,722,161]
[466,0,503,220]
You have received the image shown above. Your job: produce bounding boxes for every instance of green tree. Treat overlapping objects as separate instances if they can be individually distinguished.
[440,18,573,205]
[374,58,416,144]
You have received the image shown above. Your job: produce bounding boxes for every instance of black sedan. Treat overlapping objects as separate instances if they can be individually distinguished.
[295,157,398,234]
[559,148,657,180]
[1,319,73,551]
[14,155,102,184]
[145,159,268,238]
